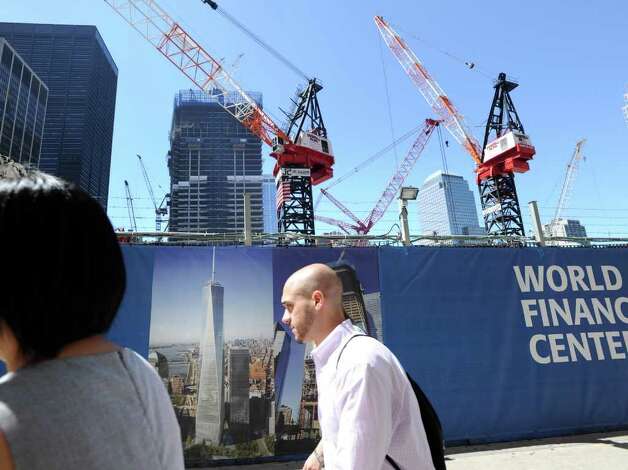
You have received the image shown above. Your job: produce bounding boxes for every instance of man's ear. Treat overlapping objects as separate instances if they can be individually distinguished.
[312,290,324,309]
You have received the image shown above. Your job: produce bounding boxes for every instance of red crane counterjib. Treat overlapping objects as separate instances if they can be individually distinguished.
[271,144,334,186]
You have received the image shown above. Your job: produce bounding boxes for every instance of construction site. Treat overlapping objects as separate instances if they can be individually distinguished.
[1,0,628,468]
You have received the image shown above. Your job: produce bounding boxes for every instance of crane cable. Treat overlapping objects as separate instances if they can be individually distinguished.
[436,125,459,232]
[391,22,494,81]
[314,123,425,209]
[378,27,399,169]
[202,0,310,82]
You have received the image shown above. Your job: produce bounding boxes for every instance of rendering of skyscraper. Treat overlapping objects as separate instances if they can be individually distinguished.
[229,347,250,425]
[196,279,225,445]
[272,322,291,409]
[332,264,369,334]
[363,292,383,342]
[0,38,47,166]
[168,90,264,233]
[417,171,485,238]
[0,23,118,208]
[262,175,278,233]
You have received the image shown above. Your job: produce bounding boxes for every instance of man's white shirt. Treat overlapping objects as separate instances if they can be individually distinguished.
[310,319,435,470]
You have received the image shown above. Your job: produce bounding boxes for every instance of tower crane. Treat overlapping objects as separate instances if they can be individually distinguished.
[137,154,169,232]
[124,180,138,232]
[548,139,586,227]
[374,17,535,236]
[316,119,440,235]
[104,0,334,244]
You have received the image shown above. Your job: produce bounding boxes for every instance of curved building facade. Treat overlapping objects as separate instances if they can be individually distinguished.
[195,281,225,445]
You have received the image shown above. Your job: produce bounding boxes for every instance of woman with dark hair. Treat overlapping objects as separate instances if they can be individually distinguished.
[0,172,184,469]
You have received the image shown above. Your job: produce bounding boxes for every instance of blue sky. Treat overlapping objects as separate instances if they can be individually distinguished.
[4,0,628,236]
[150,247,273,344]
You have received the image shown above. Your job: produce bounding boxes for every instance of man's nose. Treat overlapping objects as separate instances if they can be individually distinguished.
[281,310,290,325]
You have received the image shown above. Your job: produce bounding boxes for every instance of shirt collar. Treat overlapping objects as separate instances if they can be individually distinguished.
[310,319,356,370]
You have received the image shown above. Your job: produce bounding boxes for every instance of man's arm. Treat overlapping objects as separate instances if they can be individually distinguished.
[302,440,324,470]
[332,363,393,470]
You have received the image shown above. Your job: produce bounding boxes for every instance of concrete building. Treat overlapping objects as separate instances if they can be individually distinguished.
[0,23,117,208]
[229,346,250,425]
[417,170,485,238]
[262,174,277,233]
[168,90,264,233]
[544,218,588,246]
[196,279,225,445]
[0,38,47,166]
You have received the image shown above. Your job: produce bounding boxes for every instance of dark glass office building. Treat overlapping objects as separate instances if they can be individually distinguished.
[0,23,118,208]
[168,90,264,234]
[0,38,47,166]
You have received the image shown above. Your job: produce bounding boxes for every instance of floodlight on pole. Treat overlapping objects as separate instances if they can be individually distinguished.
[399,186,419,201]
[398,186,418,246]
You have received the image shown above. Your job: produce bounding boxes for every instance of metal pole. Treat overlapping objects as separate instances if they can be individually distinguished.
[399,199,411,246]
[528,200,546,247]
[244,193,252,246]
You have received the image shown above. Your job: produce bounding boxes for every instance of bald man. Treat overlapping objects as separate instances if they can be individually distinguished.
[282,264,434,470]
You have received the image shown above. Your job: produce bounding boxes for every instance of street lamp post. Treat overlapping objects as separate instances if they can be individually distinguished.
[399,186,419,246]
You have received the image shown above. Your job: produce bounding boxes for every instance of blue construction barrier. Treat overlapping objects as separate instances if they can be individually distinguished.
[379,247,628,444]
[101,245,628,462]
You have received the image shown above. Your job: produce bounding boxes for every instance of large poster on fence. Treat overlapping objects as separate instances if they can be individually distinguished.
[144,246,381,464]
[148,247,274,463]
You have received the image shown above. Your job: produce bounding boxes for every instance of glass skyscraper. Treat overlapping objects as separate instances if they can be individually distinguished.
[196,280,225,445]
[228,347,250,425]
[0,38,47,166]
[0,23,118,209]
[417,170,485,237]
[168,90,264,234]
[262,174,278,233]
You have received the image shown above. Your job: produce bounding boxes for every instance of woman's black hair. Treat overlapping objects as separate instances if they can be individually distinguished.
[0,171,126,361]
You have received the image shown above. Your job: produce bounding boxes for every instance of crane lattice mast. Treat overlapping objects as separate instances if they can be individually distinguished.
[553,139,586,223]
[137,154,168,231]
[124,180,137,232]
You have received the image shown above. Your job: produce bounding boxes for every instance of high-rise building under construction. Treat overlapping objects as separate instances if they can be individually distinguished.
[168,90,264,234]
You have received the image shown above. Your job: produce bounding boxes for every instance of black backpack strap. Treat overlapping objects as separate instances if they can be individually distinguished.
[335,333,368,370]
[385,455,401,469]
[335,334,403,470]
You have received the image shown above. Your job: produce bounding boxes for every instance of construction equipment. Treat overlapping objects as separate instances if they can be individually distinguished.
[200,0,331,241]
[547,139,586,229]
[104,0,333,244]
[316,119,440,235]
[137,154,168,231]
[374,17,535,236]
[124,180,137,232]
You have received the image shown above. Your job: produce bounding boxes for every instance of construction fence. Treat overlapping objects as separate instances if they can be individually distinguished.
[108,244,628,466]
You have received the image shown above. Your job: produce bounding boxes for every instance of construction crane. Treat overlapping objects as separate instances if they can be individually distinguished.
[137,154,168,231]
[104,0,334,244]
[200,0,331,240]
[316,119,440,235]
[374,17,535,236]
[550,139,586,225]
[124,180,137,232]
